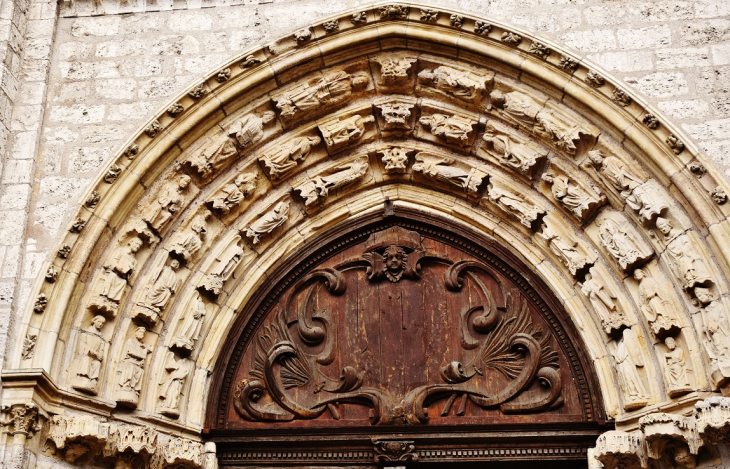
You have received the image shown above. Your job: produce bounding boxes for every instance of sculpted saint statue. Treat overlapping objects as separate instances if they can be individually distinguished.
[259,136,321,181]
[696,287,730,380]
[612,329,648,409]
[142,175,191,233]
[244,201,290,245]
[486,184,543,228]
[663,337,691,396]
[533,111,587,155]
[97,237,143,305]
[539,224,589,276]
[418,66,487,100]
[580,272,630,334]
[599,218,646,270]
[200,236,245,296]
[69,315,107,394]
[170,212,209,262]
[158,352,191,418]
[116,326,151,406]
[588,150,667,222]
[210,173,257,213]
[172,291,207,352]
[419,113,474,146]
[320,115,375,150]
[542,172,603,219]
[655,217,711,290]
[193,111,276,177]
[139,259,181,315]
[587,150,642,196]
[413,156,469,189]
[482,123,540,174]
[489,90,542,129]
[275,71,368,120]
[297,159,369,206]
[634,269,679,336]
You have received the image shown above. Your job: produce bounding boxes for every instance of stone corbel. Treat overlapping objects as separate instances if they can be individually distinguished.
[103,422,157,458]
[593,430,647,469]
[151,436,204,469]
[44,414,109,463]
[694,396,730,445]
[640,412,701,467]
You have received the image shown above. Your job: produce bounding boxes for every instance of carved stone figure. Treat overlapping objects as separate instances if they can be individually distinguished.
[274,71,368,121]
[244,201,290,245]
[373,55,417,86]
[418,66,488,101]
[209,172,257,213]
[489,89,541,129]
[377,102,413,130]
[612,329,649,410]
[654,218,711,291]
[413,155,484,195]
[482,121,545,175]
[533,110,590,155]
[116,327,151,407]
[486,182,544,229]
[171,291,207,352]
[378,147,410,173]
[136,259,181,323]
[634,269,680,337]
[259,136,321,182]
[200,236,245,296]
[418,113,475,147]
[580,272,631,335]
[170,212,209,262]
[320,114,375,151]
[69,315,107,394]
[695,287,730,387]
[587,150,668,222]
[540,224,592,277]
[663,337,692,397]
[598,218,650,271]
[296,159,369,206]
[158,352,191,418]
[91,237,143,314]
[542,172,604,220]
[191,111,276,177]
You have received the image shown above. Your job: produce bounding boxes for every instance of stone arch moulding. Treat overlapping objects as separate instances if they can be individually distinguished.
[3,2,730,468]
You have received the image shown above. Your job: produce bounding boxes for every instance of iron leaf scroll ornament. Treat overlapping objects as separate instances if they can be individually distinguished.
[233,229,564,425]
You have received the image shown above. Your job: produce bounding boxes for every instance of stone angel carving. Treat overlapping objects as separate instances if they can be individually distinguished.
[482,121,546,175]
[259,136,320,182]
[141,175,191,234]
[539,224,593,277]
[633,268,680,337]
[199,235,246,296]
[89,237,143,315]
[158,352,191,418]
[598,218,651,271]
[209,172,257,213]
[170,211,210,262]
[295,158,369,206]
[171,291,207,353]
[244,201,290,245]
[418,113,475,147]
[653,218,711,291]
[418,65,490,102]
[542,172,604,221]
[580,271,631,335]
[486,182,545,229]
[273,70,369,121]
[134,258,182,324]
[319,115,375,151]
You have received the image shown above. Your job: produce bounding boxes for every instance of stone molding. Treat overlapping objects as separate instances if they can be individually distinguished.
[3,2,730,468]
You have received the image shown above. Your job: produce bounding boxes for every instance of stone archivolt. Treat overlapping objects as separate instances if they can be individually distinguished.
[6,3,730,468]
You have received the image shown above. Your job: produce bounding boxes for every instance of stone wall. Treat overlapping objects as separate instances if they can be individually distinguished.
[0,0,729,377]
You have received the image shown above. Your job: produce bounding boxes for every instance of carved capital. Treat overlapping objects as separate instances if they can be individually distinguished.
[2,403,41,437]
[640,412,701,461]
[694,396,730,445]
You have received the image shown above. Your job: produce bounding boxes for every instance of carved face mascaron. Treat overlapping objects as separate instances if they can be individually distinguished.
[383,245,407,280]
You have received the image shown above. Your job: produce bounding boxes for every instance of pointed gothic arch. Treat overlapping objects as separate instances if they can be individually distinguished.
[4,3,730,468]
